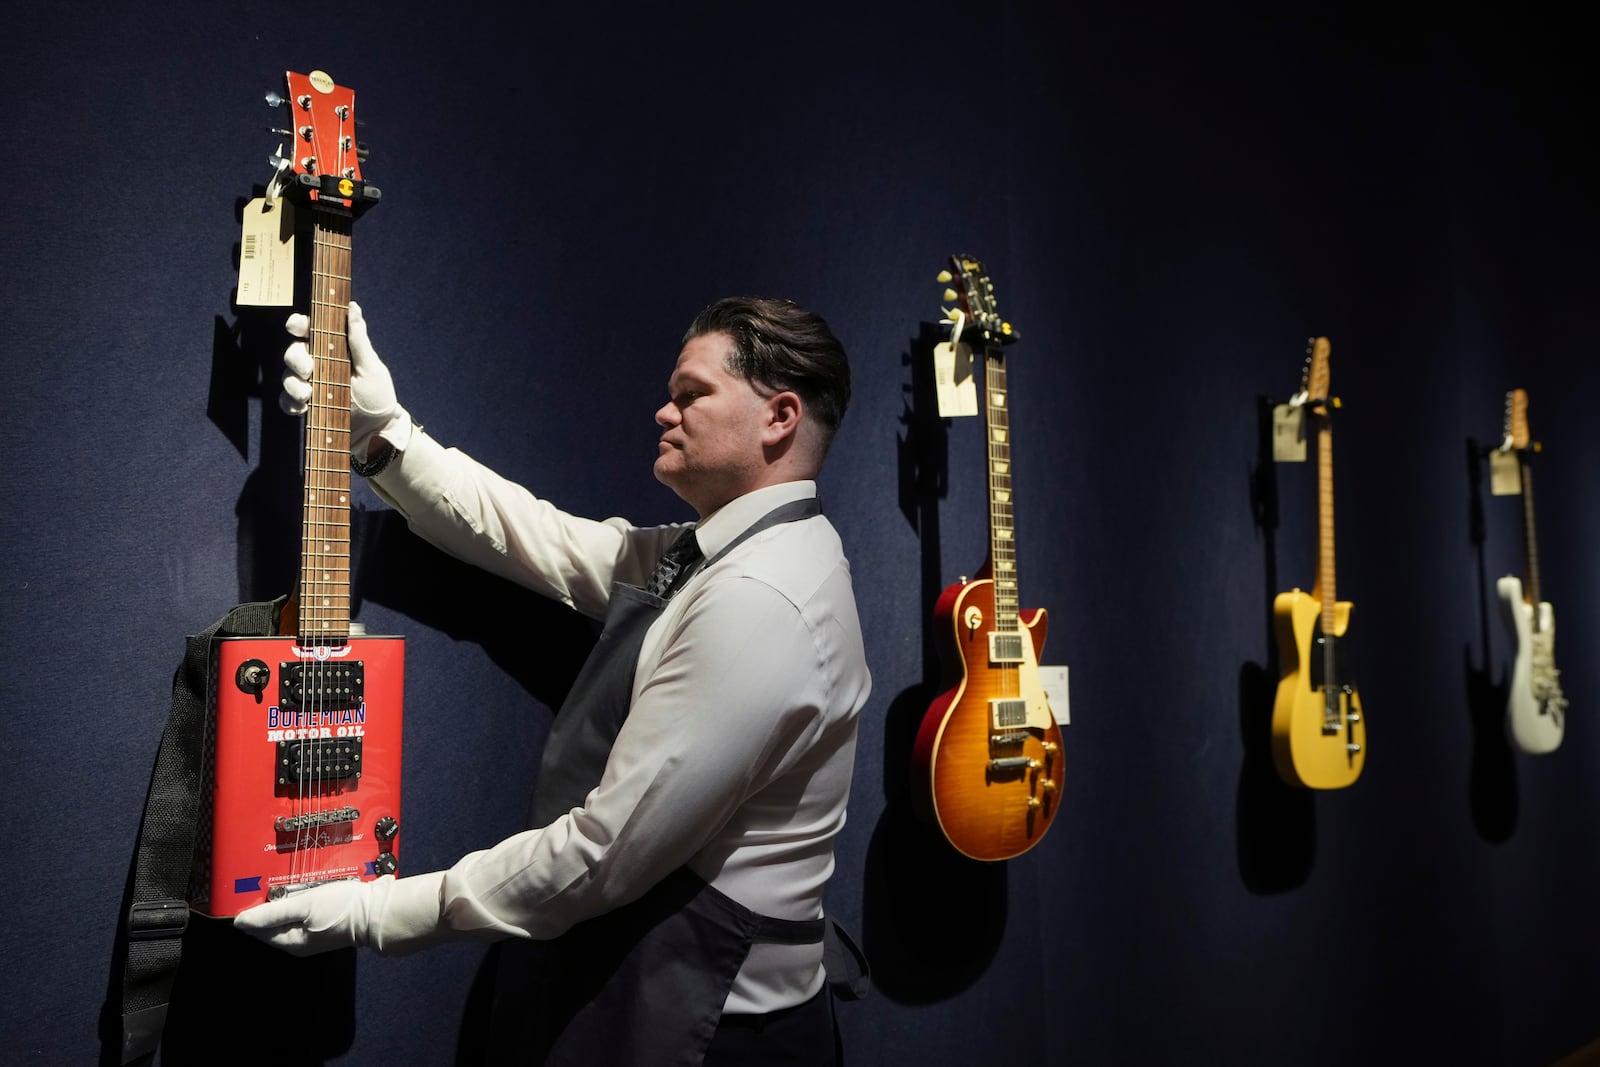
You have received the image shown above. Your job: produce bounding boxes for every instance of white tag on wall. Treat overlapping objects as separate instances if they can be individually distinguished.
[1488,449,1522,496]
[933,340,979,417]
[1272,404,1307,462]
[1037,665,1070,726]
[237,197,296,307]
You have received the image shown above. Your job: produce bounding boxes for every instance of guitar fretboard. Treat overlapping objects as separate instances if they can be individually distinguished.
[299,208,354,647]
[1315,407,1337,633]
[1519,455,1542,612]
[984,344,1020,632]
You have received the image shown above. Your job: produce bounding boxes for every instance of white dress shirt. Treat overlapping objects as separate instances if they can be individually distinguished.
[365,421,871,1013]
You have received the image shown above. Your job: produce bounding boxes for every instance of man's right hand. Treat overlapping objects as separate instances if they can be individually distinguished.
[280,300,410,460]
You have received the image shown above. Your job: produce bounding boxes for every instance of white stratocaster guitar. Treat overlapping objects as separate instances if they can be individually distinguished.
[1496,388,1567,755]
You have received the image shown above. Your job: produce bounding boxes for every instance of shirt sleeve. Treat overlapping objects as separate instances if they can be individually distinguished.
[366,425,658,618]
[427,571,834,940]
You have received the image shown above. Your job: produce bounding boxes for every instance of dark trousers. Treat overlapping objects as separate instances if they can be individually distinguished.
[702,988,838,1067]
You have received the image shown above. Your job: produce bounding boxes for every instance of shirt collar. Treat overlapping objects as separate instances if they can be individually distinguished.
[690,480,817,562]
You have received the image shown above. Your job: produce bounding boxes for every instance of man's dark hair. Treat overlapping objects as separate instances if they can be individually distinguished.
[684,297,851,452]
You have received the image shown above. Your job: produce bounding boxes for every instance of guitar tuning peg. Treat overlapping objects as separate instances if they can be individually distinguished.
[936,269,953,283]
[264,90,285,108]
[356,142,371,162]
[943,288,959,303]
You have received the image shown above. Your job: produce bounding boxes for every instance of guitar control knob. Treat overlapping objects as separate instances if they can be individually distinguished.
[1027,797,1041,810]
[1042,741,1059,754]
[374,815,398,841]
[374,851,399,876]
[1041,779,1058,794]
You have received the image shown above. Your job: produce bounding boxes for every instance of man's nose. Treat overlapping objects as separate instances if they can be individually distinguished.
[655,402,678,428]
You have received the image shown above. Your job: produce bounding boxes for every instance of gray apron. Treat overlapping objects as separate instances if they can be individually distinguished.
[487,499,856,1066]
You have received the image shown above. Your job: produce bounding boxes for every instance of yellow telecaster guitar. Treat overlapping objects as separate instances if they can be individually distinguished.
[1270,337,1366,789]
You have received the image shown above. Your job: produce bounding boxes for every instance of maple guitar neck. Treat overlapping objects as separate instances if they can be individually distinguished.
[1313,402,1337,676]
[299,209,356,647]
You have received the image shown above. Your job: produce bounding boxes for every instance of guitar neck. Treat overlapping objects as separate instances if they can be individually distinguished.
[983,342,1021,630]
[1519,455,1541,607]
[1314,408,1337,630]
[298,206,355,647]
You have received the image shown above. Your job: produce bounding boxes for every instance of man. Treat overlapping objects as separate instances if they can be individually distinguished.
[235,297,872,1065]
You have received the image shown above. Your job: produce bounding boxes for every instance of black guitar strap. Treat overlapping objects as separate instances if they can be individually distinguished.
[118,595,288,1065]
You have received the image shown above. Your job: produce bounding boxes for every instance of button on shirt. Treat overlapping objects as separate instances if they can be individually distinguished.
[365,424,871,1014]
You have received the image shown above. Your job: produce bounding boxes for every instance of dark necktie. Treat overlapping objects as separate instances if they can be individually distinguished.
[644,528,703,598]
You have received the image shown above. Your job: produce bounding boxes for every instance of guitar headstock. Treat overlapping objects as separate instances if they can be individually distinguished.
[938,254,1019,344]
[1298,336,1332,409]
[1505,388,1530,450]
[267,69,380,213]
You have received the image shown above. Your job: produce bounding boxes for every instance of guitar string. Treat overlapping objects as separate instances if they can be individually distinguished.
[308,213,353,884]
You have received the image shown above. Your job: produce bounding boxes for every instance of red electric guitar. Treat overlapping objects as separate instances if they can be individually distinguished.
[911,255,1064,861]
[190,70,403,917]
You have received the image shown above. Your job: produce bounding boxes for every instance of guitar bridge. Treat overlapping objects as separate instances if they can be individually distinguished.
[274,806,360,832]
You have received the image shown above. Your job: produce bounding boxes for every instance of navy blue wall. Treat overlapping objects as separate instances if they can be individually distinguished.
[3,3,1596,1064]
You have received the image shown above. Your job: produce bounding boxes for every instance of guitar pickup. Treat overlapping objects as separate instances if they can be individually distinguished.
[988,632,1025,664]
[276,737,362,787]
[991,698,1028,731]
[279,660,364,711]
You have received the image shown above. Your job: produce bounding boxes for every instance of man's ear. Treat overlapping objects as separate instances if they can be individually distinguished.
[762,391,803,445]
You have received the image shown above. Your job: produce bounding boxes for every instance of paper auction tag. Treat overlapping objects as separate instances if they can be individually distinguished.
[933,340,978,417]
[237,197,296,307]
[1272,403,1307,462]
[1488,449,1522,495]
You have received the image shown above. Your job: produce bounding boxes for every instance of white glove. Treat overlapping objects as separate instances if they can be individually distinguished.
[280,300,413,461]
[233,873,444,957]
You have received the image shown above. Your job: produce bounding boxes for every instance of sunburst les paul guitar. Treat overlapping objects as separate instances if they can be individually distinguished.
[190,70,403,917]
[1270,337,1366,790]
[1496,388,1568,755]
[911,255,1064,860]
